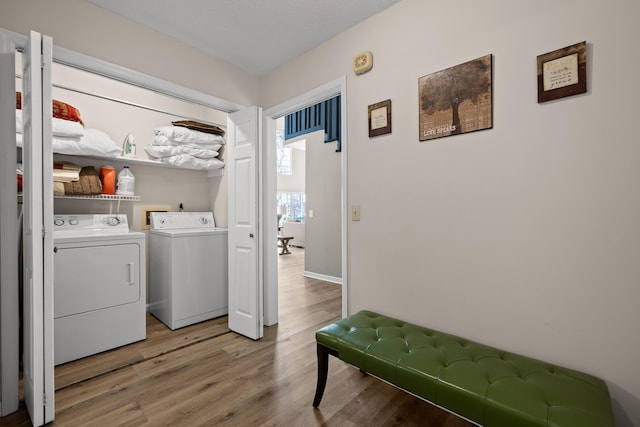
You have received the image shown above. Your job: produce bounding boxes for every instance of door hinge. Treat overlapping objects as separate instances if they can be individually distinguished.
[42,226,46,238]
[42,392,47,405]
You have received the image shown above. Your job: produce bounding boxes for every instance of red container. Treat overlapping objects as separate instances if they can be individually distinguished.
[100,166,116,195]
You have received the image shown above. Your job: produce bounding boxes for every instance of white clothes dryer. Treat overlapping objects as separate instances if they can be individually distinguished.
[53,214,146,365]
[148,212,228,330]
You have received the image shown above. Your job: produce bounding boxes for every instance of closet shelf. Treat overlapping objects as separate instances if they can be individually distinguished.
[23,147,222,175]
[54,194,140,201]
[54,153,225,177]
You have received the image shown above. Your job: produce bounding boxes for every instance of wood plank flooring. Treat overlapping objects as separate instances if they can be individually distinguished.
[4,247,473,426]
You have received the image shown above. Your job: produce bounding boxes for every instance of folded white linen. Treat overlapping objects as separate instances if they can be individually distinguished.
[160,154,224,170]
[17,133,81,148]
[151,134,223,150]
[144,144,219,159]
[53,161,82,172]
[17,128,121,157]
[16,109,85,138]
[53,170,80,183]
[153,126,225,145]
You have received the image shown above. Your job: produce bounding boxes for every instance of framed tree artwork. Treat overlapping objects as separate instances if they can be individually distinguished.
[418,54,493,141]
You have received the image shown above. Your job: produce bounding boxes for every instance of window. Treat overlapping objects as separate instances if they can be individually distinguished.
[277,192,305,222]
[276,129,292,175]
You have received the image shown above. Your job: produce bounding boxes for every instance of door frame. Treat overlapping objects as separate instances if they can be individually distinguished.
[263,76,349,325]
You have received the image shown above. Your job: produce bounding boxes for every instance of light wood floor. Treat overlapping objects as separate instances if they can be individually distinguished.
[5,247,472,426]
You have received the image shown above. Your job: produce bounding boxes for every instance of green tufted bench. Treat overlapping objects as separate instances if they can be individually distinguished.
[313,310,614,427]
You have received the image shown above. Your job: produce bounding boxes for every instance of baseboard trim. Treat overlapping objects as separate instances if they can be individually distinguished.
[303,271,343,285]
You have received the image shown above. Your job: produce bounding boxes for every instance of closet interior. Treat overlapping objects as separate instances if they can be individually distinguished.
[14,47,230,372]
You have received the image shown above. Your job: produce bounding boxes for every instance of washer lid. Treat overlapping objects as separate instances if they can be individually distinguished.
[150,211,216,230]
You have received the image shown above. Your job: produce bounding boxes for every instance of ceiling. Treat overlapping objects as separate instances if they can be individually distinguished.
[87,0,401,77]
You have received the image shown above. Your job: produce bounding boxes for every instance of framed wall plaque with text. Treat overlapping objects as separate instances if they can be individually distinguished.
[537,41,587,103]
[368,99,392,137]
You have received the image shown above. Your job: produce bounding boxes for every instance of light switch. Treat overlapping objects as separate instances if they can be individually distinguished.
[309,209,314,218]
[351,205,361,221]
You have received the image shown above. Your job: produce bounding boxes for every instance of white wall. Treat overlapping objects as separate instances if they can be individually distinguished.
[260,1,640,425]
[305,132,341,279]
[277,146,305,193]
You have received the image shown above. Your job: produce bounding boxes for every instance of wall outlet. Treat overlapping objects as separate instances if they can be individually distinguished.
[351,205,361,221]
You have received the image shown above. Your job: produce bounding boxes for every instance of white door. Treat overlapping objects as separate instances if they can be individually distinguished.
[22,30,55,426]
[227,107,263,340]
[0,30,19,417]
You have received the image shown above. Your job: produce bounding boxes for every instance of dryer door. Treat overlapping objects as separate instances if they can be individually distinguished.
[54,242,141,318]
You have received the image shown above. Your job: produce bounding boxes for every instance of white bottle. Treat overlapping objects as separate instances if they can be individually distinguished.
[116,165,135,196]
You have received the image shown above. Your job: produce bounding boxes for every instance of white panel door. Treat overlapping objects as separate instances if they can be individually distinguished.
[0,30,19,417]
[40,32,55,424]
[22,30,55,426]
[227,107,263,340]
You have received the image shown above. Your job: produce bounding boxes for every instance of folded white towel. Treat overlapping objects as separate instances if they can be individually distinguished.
[153,126,225,145]
[53,162,81,182]
[160,154,224,170]
[144,144,220,159]
[17,128,121,157]
[52,170,80,183]
[16,109,85,138]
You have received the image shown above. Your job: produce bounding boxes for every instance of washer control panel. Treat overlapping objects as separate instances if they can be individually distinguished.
[150,212,216,230]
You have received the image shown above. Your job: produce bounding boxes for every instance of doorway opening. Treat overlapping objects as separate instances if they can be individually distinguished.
[263,76,348,327]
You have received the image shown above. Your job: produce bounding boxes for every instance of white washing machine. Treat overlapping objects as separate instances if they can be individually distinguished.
[148,212,228,330]
[53,214,146,365]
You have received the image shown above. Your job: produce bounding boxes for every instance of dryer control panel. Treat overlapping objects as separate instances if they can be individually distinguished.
[53,214,130,234]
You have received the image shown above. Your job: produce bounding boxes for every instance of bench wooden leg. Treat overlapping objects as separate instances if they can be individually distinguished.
[313,343,338,407]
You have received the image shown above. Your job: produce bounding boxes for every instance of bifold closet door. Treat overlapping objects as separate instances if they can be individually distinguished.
[0,29,19,418]
[227,106,263,340]
[21,30,55,426]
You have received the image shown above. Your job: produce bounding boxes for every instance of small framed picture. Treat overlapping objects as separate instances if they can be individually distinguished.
[537,41,587,103]
[368,99,392,137]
